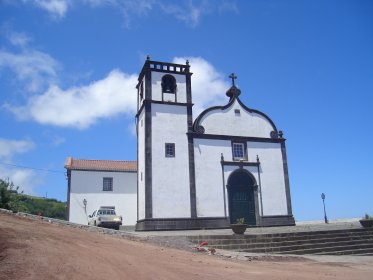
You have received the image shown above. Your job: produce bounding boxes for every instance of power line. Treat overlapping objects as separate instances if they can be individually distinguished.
[0,161,65,174]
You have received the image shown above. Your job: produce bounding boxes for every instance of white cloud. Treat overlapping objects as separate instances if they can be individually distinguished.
[0,49,59,93]
[0,167,39,195]
[7,31,31,47]
[7,69,138,129]
[0,138,35,159]
[30,0,69,19]
[159,1,206,28]
[5,56,230,128]
[0,138,37,195]
[173,57,229,116]
[13,1,237,27]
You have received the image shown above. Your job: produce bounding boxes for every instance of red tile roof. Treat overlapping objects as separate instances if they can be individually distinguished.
[64,157,137,172]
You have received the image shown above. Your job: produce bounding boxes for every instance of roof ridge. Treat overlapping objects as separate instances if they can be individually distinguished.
[72,158,136,162]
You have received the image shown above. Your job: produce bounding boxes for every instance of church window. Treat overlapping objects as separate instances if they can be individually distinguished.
[161,75,177,94]
[165,143,175,157]
[103,177,113,191]
[232,143,245,160]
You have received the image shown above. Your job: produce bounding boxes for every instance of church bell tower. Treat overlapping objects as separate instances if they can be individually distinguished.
[135,57,195,230]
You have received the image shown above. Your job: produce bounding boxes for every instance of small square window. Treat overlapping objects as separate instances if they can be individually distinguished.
[103,177,113,191]
[165,143,175,157]
[234,109,240,115]
[232,143,245,160]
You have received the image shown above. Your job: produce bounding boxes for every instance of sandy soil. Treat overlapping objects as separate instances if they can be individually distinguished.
[0,212,372,280]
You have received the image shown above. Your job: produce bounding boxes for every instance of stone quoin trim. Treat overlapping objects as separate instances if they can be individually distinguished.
[185,63,197,219]
[281,141,293,216]
[144,67,153,219]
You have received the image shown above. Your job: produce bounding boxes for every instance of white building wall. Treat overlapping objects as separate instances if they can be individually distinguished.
[194,138,230,217]
[193,138,287,218]
[151,103,191,218]
[199,99,274,138]
[69,170,137,225]
[247,142,288,215]
[151,72,187,103]
[137,110,145,220]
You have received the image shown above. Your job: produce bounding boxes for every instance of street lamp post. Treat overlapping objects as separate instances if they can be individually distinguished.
[321,193,328,224]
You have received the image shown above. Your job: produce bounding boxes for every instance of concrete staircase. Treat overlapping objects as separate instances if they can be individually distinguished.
[188,228,373,255]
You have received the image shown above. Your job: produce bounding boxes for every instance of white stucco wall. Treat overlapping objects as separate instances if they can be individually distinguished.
[194,138,229,217]
[69,170,137,225]
[247,142,287,215]
[193,138,288,219]
[151,103,191,218]
[199,99,274,138]
[151,72,187,103]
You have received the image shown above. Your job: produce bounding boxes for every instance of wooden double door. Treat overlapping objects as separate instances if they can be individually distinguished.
[227,170,256,226]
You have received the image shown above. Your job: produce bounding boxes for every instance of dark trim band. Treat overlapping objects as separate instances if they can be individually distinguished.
[189,132,285,143]
[221,161,259,167]
[260,215,295,227]
[136,100,193,118]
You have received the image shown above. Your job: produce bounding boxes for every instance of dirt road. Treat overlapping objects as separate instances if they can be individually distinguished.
[0,212,372,280]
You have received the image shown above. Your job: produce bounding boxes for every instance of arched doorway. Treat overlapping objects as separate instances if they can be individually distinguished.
[227,170,257,226]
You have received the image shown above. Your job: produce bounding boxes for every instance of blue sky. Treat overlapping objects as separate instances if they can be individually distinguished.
[0,0,372,221]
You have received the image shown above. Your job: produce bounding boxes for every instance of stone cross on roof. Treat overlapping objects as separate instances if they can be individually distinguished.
[229,73,237,86]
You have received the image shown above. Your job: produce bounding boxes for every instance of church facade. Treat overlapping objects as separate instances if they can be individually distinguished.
[135,58,295,230]
[66,58,295,231]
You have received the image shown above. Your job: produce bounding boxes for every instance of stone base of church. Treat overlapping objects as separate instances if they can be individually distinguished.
[259,215,295,227]
[135,217,230,231]
[135,215,295,231]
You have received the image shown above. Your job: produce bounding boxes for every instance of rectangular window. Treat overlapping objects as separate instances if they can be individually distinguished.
[232,143,245,160]
[165,143,175,157]
[103,177,113,191]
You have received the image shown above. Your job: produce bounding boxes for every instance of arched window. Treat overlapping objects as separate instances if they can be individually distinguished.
[161,74,177,94]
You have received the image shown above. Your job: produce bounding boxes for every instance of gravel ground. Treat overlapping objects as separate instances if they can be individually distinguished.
[1,210,373,280]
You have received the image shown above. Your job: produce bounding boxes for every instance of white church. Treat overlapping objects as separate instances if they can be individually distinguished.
[65,58,295,231]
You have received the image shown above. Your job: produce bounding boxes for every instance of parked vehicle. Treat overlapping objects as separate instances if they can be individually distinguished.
[88,207,122,230]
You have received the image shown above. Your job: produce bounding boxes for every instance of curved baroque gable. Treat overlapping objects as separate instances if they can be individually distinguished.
[193,97,278,138]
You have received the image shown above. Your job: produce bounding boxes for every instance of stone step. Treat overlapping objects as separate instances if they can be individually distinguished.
[195,233,373,246]
[300,247,373,256]
[189,228,373,255]
[188,228,373,243]
[209,237,373,251]
[351,252,373,256]
[214,239,373,253]
[189,227,373,241]
[254,243,373,255]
